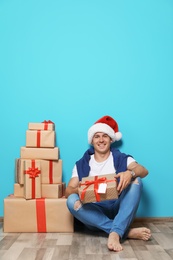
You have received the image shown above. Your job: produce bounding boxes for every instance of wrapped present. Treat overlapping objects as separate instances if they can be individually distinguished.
[61,182,66,197]
[29,120,55,131]
[26,130,55,148]
[41,159,62,184]
[15,159,40,185]
[42,183,63,198]
[78,173,118,204]
[3,196,74,233]
[15,158,25,184]
[24,160,41,199]
[14,183,24,197]
[14,182,66,199]
[20,147,59,160]
[15,159,62,185]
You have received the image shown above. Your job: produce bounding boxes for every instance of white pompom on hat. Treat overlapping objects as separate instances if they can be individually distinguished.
[88,115,122,144]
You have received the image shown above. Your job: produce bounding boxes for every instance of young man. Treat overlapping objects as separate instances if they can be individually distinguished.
[65,115,151,252]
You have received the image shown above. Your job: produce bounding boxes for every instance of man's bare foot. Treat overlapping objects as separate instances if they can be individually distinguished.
[107,232,123,252]
[127,227,151,241]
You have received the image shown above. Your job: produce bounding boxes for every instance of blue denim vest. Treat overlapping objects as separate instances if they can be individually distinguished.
[76,147,132,181]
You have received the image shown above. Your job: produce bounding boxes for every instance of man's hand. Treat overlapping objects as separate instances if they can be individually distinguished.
[114,170,132,195]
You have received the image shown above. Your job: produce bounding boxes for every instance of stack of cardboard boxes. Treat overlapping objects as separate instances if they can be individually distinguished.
[3,120,74,233]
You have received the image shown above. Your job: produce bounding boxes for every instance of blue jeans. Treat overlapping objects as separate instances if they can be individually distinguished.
[66,177,143,239]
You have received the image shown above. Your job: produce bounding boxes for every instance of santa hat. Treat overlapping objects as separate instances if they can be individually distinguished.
[88,115,122,144]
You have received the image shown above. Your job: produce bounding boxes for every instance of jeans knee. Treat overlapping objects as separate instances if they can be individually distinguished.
[73,200,82,210]
[66,194,82,212]
[132,177,143,190]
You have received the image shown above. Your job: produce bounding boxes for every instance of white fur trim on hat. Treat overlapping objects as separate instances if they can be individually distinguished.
[88,123,122,144]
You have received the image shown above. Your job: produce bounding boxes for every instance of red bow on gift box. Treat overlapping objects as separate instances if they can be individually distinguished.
[42,120,54,124]
[25,167,41,178]
[42,120,54,130]
[80,176,117,202]
[80,176,107,202]
[24,160,41,199]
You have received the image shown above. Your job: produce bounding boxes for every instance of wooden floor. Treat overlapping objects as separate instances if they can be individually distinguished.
[0,220,173,260]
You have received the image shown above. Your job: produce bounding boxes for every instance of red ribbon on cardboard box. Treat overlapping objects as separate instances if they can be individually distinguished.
[42,120,54,130]
[36,130,41,147]
[80,176,117,202]
[49,160,53,184]
[80,176,107,202]
[25,160,41,199]
[36,198,47,232]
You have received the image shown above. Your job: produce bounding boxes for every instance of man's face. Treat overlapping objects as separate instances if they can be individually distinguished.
[92,132,112,154]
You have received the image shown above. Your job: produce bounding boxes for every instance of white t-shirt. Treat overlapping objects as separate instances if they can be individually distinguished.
[71,152,135,178]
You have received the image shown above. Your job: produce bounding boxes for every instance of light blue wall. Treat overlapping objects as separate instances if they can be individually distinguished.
[0,0,173,217]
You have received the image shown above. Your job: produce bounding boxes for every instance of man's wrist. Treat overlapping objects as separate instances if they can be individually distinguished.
[130,170,136,178]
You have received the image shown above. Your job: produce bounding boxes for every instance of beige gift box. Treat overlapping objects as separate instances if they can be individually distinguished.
[3,196,74,233]
[29,121,55,131]
[15,159,62,185]
[40,159,62,184]
[78,173,118,204]
[15,158,25,184]
[14,183,24,197]
[42,183,65,198]
[15,159,41,185]
[24,160,41,199]
[26,130,55,148]
[20,147,59,160]
[14,182,66,199]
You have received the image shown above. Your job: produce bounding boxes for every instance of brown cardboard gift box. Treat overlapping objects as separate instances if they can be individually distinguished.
[42,183,65,198]
[4,196,74,233]
[20,147,59,160]
[29,121,55,131]
[78,173,118,204]
[24,160,41,199]
[15,159,62,185]
[15,158,32,184]
[15,158,39,185]
[14,182,66,198]
[40,159,62,184]
[14,183,24,197]
[26,130,55,148]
